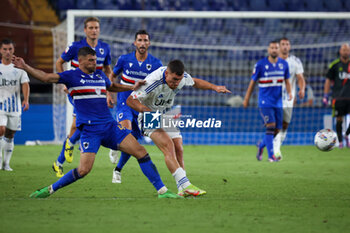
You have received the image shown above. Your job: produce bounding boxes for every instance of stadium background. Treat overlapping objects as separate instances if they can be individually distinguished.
[0,0,349,145]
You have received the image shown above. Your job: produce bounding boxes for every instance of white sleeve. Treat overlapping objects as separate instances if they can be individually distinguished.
[295,57,304,75]
[20,70,30,83]
[184,72,195,86]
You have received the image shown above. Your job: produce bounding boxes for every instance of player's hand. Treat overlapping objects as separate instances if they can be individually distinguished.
[106,91,115,108]
[133,80,146,91]
[298,89,305,100]
[63,86,69,94]
[243,99,249,108]
[214,85,231,94]
[288,93,293,101]
[12,56,26,69]
[22,101,29,111]
[322,94,329,107]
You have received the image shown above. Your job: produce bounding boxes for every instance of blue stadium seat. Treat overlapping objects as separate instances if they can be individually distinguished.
[304,0,326,11]
[248,0,268,11]
[96,0,119,9]
[56,0,76,10]
[268,0,287,11]
[323,0,343,11]
[76,0,95,9]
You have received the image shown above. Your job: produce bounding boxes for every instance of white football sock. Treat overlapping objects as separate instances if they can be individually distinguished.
[172,167,191,191]
[273,132,282,155]
[3,137,14,167]
[280,130,287,144]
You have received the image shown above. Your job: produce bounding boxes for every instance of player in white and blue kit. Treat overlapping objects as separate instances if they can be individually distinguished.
[0,39,30,171]
[243,41,292,162]
[13,47,181,199]
[53,17,113,178]
[127,59,231,196]
[273,37,305,159]
[107,30,162,183]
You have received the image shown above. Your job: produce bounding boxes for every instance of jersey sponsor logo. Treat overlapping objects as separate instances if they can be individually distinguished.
[155,99,172,106]
[80,79,86,84]
[339,72,350,80]
[146,64,152,70]
[99,48,104,55]
[0,79,18,86]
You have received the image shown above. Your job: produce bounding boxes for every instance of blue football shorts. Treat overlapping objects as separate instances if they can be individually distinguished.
[259,107,283,129]
[79,121,131,153]
[115,102,142,140]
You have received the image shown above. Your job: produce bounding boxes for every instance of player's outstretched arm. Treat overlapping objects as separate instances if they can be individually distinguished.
[126,95,152,113]
[243,79,256,108]
[192,78,231,93]
[12,56,60,83]
[107,80,146,93]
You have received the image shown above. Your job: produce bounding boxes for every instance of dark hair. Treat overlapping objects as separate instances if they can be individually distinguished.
[0,38,14,48]
[84,17,100,28]
[135,29,150,40]
[269,40,279,45]
[279,37,289,43]
[167,60,184,76]
[78,47,96,57]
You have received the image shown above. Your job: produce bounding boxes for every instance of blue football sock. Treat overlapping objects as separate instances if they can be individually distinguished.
[265,127,275,158]
[137,154,165,191]
[259,137,266,149]
[115,152,131,172]
[52,168,83,192]
[69,129,81,144]
[57,138,67,164]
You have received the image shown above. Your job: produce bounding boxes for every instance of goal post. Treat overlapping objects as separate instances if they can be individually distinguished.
[51,10,350,145]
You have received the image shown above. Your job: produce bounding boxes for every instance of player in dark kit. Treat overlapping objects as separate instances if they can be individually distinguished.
[323,43,350,148]
[12,47,182,199]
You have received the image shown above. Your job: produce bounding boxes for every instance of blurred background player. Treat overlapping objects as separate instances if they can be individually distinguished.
[53,17,112,177]
[107,30,162,183]
[323,43,350,148]
[273,37,305,160]
[0,38,30,171]
[243,41,292,162]
[127,59,231,196]
[13,47,181,199]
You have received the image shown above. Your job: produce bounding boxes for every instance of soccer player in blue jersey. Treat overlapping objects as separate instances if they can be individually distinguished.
[243,41,292,162]
[53,17,113,178]
[107,30,163,183]
[13,47,181,199]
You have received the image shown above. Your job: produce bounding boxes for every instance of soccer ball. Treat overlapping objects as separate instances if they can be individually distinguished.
[314,129,337,151]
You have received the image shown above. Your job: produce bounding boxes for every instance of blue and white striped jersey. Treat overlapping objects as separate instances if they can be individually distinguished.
[131,66,194,112]
[0,63,29,116]
[251,57,290,108]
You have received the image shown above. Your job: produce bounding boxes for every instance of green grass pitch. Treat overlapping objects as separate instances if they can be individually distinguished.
[0,145,349,233]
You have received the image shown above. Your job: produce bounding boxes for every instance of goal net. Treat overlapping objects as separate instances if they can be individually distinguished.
[52,11,350,145]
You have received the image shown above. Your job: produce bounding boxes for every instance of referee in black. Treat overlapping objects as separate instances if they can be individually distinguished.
[323,43,350,148]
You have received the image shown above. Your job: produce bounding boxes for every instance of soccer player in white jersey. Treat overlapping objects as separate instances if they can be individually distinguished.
[273,37,305,159]
[127,59,231,196]
[0,38,30,171]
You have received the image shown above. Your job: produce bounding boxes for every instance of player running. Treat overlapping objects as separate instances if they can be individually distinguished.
[273,37,305,160]
[323,43,350,148]
[127,59,231,196]
[53,17,113,178]
[0,38,30,171]
[243,41,292,162]
[107,30,163,183]
[13,47,181,199]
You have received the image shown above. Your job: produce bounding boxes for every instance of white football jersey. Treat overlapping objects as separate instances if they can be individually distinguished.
[131,66,194,112]
[282,55,304,108]
[0,63,30,116]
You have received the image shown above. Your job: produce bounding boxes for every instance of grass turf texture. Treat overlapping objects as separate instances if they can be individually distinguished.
[0,145,349,233]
